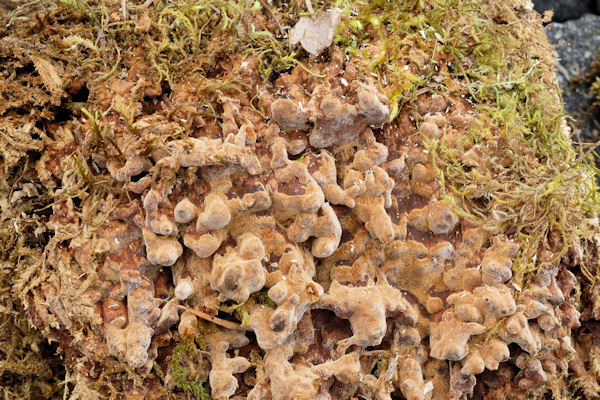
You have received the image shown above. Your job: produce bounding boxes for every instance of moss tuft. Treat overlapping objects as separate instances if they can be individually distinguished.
[172,337,211,400]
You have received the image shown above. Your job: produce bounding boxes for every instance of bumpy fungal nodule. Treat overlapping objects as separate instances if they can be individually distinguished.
[5,0,600,399]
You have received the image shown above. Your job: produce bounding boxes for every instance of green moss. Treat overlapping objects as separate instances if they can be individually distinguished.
[591,77,600,108]
[333,0,432,120]
[322,0,600,285]
[172,337,211,400]
[216,300,250,326]
[251,289,276,307]
[215,290,276,327]
[80,107,122,156]
[392,0,600,284]
[72,153,95,187]
[57,0,95,21]
[373,352,394,378]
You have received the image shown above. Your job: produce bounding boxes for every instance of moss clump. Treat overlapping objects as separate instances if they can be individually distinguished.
[251,289,276,307]
[217,300,250,326]
[573,51,600,109]
[172,337,211,400]
[300,0,600,286]
[327,0,600,284]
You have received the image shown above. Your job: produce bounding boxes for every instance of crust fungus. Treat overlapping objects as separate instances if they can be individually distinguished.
[18,0,598,399]
[250,246,323,350]
[182,193,231,258]
[207,330,252,400]
[210,233,266,303]
[319,276,418,353]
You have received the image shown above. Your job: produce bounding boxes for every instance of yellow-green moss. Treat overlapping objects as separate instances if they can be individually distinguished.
[172,337,211,400]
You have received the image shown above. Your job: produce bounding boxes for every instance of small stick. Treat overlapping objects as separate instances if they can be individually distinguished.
[555,62,571,82]
[176,305,252,331]
[121,0,127,21]
[139,0,156,11]
[259,0,285,37]
[305,0,314,14]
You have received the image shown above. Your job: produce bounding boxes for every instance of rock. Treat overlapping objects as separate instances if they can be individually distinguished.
[533,0,595,21]
[546,13,600,142]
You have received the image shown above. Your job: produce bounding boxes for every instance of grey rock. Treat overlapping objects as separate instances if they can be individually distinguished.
[547,13,600,142]
[534,0,595,21]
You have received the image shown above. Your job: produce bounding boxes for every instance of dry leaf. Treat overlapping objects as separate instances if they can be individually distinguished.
[31,55,63,94]
[62,35,99,52]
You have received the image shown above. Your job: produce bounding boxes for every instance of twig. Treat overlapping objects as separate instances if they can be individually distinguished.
[305,0,314,14]
[121,0,127,21]
[555,62,571,82]
[176,305,252,331]
[259,0,284,37]
[139,0,156,11]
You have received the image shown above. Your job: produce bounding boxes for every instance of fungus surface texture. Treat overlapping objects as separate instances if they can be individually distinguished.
[1,0,600,399]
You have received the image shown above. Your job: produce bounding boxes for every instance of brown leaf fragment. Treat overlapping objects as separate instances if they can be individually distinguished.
[30,55,63,95]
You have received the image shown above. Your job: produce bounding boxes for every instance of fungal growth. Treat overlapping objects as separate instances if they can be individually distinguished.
[2,0,600,399]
